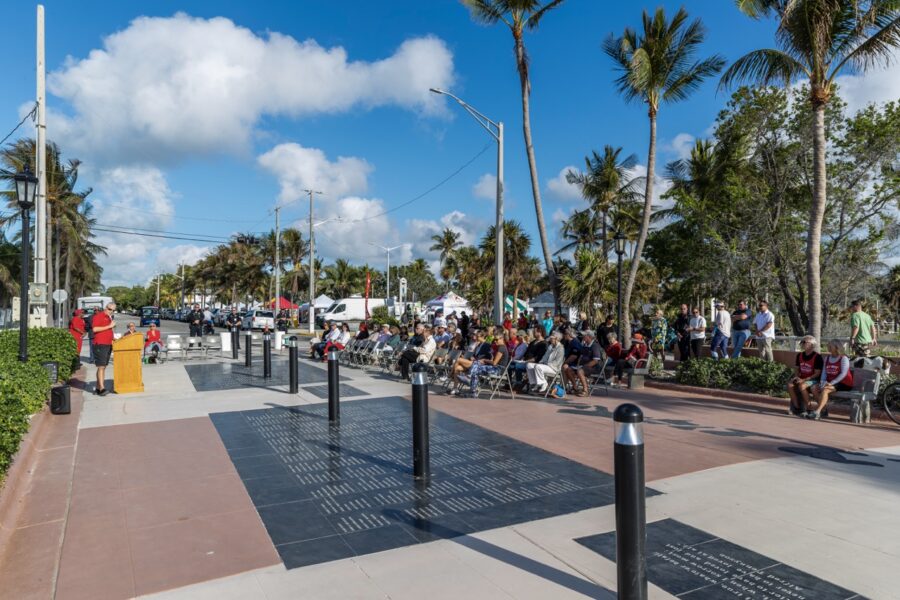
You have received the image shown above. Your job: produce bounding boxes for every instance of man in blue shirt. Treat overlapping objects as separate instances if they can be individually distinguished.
[730,300,753,359]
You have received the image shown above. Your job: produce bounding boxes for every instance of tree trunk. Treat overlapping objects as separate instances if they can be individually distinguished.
[601,210,608,259]
[514,31,557,312]
[806,102,827,341]
[622,109,657,349]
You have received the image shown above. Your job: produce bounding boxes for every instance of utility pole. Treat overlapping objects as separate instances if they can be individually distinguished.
[34,5,47,326]
[180,262,185,311]
[305,189,323,333]
[274,205,281,318]
[155,273,161,307]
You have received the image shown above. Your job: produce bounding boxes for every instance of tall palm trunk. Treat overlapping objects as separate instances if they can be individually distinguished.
[623,109,657,349]
[807,102,827,342]
[514,31,558,311]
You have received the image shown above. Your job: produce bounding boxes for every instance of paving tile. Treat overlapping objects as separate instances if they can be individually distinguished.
[276,535,354,570]
[56,515,135,600]
[123,473,253,530]
[15,446,76,527]
[129,508,280,597]
[0,521,63,600]
[117,447,235,490]
[257,500,338,545]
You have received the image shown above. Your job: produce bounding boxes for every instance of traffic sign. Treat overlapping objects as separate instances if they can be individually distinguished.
[52,289,68,304]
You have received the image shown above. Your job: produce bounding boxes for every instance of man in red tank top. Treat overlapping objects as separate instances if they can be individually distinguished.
[787,336,823,416]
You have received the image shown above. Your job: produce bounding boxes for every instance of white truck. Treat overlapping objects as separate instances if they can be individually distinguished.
[316,296,386,327]
[77,294,114,313]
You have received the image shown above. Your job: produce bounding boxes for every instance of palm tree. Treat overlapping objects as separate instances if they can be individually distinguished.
[558,248,612,321]
[429,227,462,289]
[462,0,566,308]
[447,245,485,293]
[721,0,900,342]
[556,209,604,255]
[566,146,643,256]
[321,259,364,299]
[480,220,533,317]
[605,7,724,346]
[280,227,308,297]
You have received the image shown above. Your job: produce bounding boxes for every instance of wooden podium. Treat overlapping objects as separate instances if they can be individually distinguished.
[112,334,145,393]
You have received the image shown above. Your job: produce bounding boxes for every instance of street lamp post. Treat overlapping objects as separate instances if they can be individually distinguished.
[615,231,626,343]
[369,243,401,300]
[14,167,38,362]
[430,88,504,325]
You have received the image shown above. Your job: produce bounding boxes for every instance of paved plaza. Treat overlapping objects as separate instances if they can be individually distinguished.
[0,342,898,599]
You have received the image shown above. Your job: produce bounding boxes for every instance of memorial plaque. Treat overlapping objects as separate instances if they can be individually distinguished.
[211,397,639,569]
[576,519,860,599]
[186,360,348,392]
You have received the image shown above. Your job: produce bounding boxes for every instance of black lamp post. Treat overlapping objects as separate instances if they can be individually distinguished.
[14,166,38,362]
[614,231,626,342]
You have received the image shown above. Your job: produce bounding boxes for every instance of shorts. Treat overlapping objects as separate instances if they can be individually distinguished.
[835,382,852,392]
[851,341,871,357]
[94,344,112,367]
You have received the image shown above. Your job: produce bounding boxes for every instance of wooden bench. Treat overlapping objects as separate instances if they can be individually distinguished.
[830,367,881,424]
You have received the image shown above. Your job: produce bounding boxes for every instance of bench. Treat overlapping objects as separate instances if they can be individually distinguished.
[830,366,881,424]
[626,358,650,390]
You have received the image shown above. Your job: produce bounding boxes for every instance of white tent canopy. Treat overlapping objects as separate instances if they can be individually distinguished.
[314,294,334,308]
[425,291,470,315]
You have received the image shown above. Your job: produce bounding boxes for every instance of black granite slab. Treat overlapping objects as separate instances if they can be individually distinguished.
[211,396,637,569]
[185,360,349,392]
[576,519,860,599]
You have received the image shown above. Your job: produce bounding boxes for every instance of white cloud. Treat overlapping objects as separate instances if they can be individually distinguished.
[835,50,900,115]
[156,245,211,272]
[627,164,674,213]
[472,173,497,200]
[666,133,695,160]
[300,197,407,264]
[546,166,583,201]
[258,144,372,204]
[405,210,486,270]
[48,13,456,163]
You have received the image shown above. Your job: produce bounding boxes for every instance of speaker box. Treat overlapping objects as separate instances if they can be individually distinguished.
[50,385,71,415]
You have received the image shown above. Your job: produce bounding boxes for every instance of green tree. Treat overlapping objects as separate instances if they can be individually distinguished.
[429,227,462,289]
[721,0,900,341]
[462,0,567,309]
[479,220,532,317]
[605,7,724,345]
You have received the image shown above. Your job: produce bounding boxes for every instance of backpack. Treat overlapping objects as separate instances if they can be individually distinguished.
[553,383,566,399]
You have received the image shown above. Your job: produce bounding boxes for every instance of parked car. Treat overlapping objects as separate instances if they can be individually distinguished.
[242,310,275,330]
[139,306,161,327]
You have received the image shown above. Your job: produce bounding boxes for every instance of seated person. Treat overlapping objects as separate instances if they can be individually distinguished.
[144,322,162,358]
[321,323,352,359]
[465,335,510,397]
[513,328,546,389]
[408,323,425,347]
[525,332,565,394]
[787,335,822,416]
[123,322,138,336]
[355,322,369,340]
[398,326,436,380]
[312,323,340,358]
[613,333,648,386]
[374,323,392,344]
[385,325,402,349]
[433,325,452,348]
[449,331,493,393]
[562,331,603,396]
[807,339,853,420]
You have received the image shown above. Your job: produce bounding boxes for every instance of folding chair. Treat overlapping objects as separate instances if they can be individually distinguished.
[482,361,516,401]
[431,349,458,384]
[543,368,562,398]
[184,337,207,360]
[427,348,448,382]
[203,335,224,359]
[162,335,185,361]
[378,344,398,373]
[339,340,357,366]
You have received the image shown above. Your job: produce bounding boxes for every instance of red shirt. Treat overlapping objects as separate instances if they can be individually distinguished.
[502,319,513,332]
[92,311,114,345]
[625,343,648,362]
[145,329,161,347]
[606,342,622,360]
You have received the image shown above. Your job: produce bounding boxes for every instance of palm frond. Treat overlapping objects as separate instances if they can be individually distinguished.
[525,0,566,30]
[719,48,809,89]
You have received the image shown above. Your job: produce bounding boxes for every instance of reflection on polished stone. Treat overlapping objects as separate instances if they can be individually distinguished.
[185,360,349,392]
[577,519,859,599]
[211,397,623,568]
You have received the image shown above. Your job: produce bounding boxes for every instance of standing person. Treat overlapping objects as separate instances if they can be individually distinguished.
[808,340,853,420]
[849,300,877,358]
[91,302,117,396]
[84,309,95,364]
[650,309,668,363]
[753,300,776,362]
[596,316,616,352]
[459,311,470,341]
[688,307,707,359]
[517,312,529,331]
[203,306,214,333]
[501,312,513,333]
[225,307,242,349]
[188,304,204,338]
[710,302,731,360]
[542,310,554,337]
[730,301,753,359]
[673,304,691,362]
[69,309,86,366]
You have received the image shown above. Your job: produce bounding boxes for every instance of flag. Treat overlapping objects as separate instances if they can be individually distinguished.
[365,270,371,319]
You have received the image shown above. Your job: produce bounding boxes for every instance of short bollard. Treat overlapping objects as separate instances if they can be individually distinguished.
[411,363,430,481]
[231,326,239,359]
[288,337,298,394]
[263,332,272,378]
[614,403,647,600]
[245,333,252,367]
[328,349,340,424]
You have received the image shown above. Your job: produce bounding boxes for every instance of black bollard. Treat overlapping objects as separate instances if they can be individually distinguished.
[328,349,340,424]
[411,363,430,481]
[288,337,298,394]
[263,332,272,378]
[614,403,647,600]
[231,326,239,359]
[245,333,252,367]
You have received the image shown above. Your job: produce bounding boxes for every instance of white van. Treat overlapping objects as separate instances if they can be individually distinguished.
[77,294,114,312]
[316,296,386,327]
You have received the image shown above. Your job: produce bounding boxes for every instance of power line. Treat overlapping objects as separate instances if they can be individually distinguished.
[0,104,37,148]
[94,222,233,242]
[92,226,231,244]
[340,141,493,223]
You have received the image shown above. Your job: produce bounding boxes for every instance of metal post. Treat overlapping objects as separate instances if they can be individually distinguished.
[288,339,298,394]
[34,6,47,294]
[245,333,252,367]
[263,332,272,378]
[614,403,646,600]
[617,254,623,341]
[274,206,281,321]
[19,206,31,362]
[494,120,504,326]
[328,349,340,423]
[231,326,239,359]
[411,363,430,481]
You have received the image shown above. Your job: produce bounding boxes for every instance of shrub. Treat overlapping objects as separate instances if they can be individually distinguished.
[675,358,792,396]
[370,306,400,328]
[0,358,52,478]
[0,327,78,382]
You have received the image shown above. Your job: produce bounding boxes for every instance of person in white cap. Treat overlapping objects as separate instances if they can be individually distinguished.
[711,301,731,360]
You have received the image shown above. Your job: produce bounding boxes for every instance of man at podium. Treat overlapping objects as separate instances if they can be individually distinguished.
[91,302,117,396]
[111,317,146,394]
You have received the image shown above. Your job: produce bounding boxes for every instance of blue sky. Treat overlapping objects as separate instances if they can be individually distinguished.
[1,1,896,287]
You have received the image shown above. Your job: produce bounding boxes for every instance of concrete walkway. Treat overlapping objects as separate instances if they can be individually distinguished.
[0,344,897,599]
